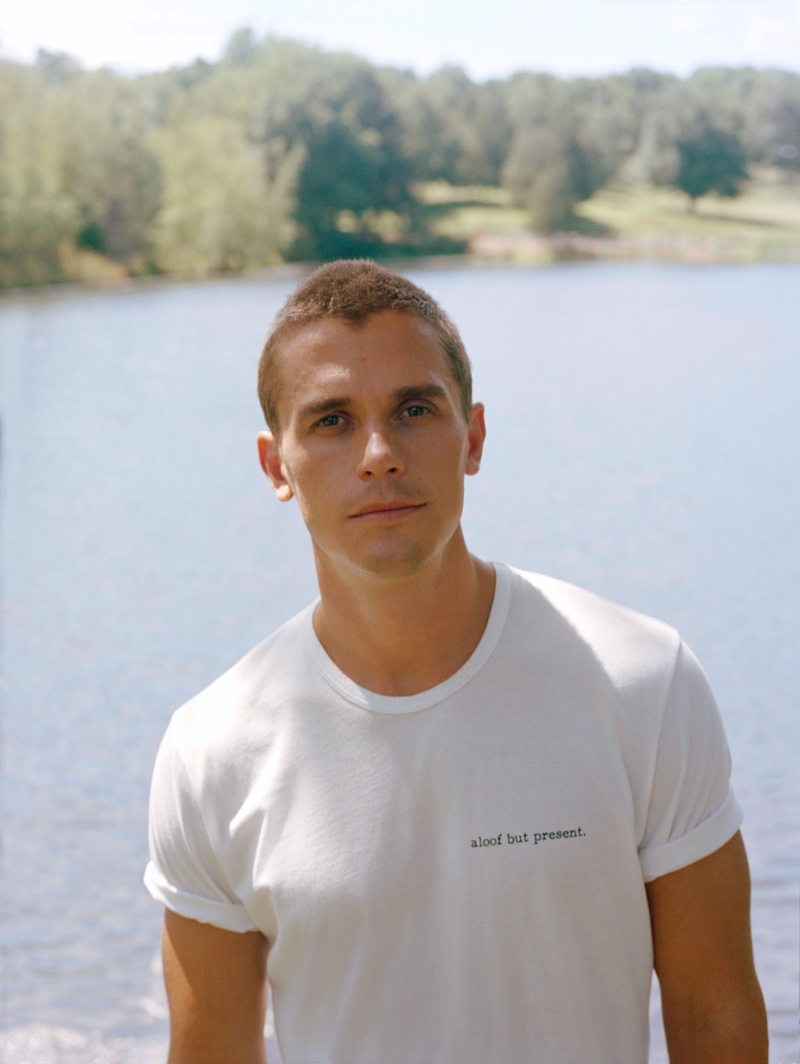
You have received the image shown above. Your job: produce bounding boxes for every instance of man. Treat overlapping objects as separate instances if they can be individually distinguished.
[145,260,767,1063]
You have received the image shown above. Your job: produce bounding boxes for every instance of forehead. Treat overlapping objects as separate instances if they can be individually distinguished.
[272,310,453,418]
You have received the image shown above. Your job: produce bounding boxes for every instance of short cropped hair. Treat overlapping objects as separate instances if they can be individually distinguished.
[257,260,473,433]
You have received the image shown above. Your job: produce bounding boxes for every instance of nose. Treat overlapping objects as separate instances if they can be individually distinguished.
[358,428,404,479]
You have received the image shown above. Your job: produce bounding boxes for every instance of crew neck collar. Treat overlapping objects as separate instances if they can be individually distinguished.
[306,562,511,714]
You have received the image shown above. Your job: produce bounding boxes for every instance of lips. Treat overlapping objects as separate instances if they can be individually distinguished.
[349,500,426,519]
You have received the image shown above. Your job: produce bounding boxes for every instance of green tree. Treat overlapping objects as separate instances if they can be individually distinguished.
[252,45,415,259]
[502,127,592,232]
[674,125,748,205]
[498,70,654,227]
[0,61,76,285]
[59,71,161,266]
[742,71,800,172]
[769,90,800,171]
[4,41,800,289]
[473,80,514,186]
[566,70,675,190]
[393,66,509,186]
[638,78,750,207]
[224,27,257,66]
[150,115,300,273]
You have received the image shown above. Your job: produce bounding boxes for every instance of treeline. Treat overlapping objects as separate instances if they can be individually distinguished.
[1,30,799,287]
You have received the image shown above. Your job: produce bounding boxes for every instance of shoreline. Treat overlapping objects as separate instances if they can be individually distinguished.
[2,233,799,304]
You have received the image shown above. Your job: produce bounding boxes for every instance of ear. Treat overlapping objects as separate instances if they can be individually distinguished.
[257,431,294,502]
[465,403,486,476]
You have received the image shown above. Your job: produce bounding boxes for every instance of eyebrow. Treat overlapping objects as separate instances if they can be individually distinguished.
[297,396,351,422]
[392,383,449,405]
[297,383,450,423]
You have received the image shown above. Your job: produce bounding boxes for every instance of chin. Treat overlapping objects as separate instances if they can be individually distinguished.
[357,544,434,579]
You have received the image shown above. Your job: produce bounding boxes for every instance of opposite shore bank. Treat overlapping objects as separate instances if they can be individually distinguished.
[3,175,800,301]
[3,231,799,304]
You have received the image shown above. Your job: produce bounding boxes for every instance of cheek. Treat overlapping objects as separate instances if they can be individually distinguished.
[285,460,334,519]
[278,445,311,491]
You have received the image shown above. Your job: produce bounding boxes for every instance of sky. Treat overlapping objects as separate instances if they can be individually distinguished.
[1,0,800,81]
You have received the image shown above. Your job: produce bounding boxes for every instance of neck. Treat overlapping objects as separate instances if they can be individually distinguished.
[312,536,496,696]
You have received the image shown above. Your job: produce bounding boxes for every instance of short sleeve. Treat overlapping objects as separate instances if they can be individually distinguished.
[638,640,742,882]
[144,719,258,933]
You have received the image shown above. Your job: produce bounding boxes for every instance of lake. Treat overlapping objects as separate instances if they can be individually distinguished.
[1,263,797,1062]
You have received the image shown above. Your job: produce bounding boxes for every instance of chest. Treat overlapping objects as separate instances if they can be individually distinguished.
[235,683,643,948]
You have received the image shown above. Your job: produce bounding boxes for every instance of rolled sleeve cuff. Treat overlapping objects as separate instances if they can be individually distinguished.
[639,787,743,883]
[144,861,259,933]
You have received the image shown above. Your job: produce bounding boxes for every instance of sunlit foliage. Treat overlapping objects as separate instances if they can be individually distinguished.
[0,36,798,287]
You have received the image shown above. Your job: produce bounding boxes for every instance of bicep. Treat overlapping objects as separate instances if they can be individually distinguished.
[646,831,767,1060]
[163,909,269,1064]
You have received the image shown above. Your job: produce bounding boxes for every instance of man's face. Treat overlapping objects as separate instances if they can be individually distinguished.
[257,310,485,584]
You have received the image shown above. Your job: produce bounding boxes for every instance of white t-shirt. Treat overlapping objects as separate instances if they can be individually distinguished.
[145,564,742,1063]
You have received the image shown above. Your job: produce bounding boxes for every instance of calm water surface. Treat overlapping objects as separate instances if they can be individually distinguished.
[1,264,797,1062]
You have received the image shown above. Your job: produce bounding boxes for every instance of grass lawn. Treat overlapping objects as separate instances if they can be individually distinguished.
[415,172,800,263]
[577,172,800,250]
[413,182,529,239]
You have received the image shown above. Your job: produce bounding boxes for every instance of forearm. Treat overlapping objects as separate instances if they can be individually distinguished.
[662,986,768,1064]
[167,1028,268,1064]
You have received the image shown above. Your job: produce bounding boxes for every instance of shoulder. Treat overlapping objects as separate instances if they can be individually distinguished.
[502,565,681,693]
[145,609,318,932]
[162,603,316,788]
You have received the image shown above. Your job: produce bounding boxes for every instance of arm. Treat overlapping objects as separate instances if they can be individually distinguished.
[646,831,768,1063]
[162,908,270,1064]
